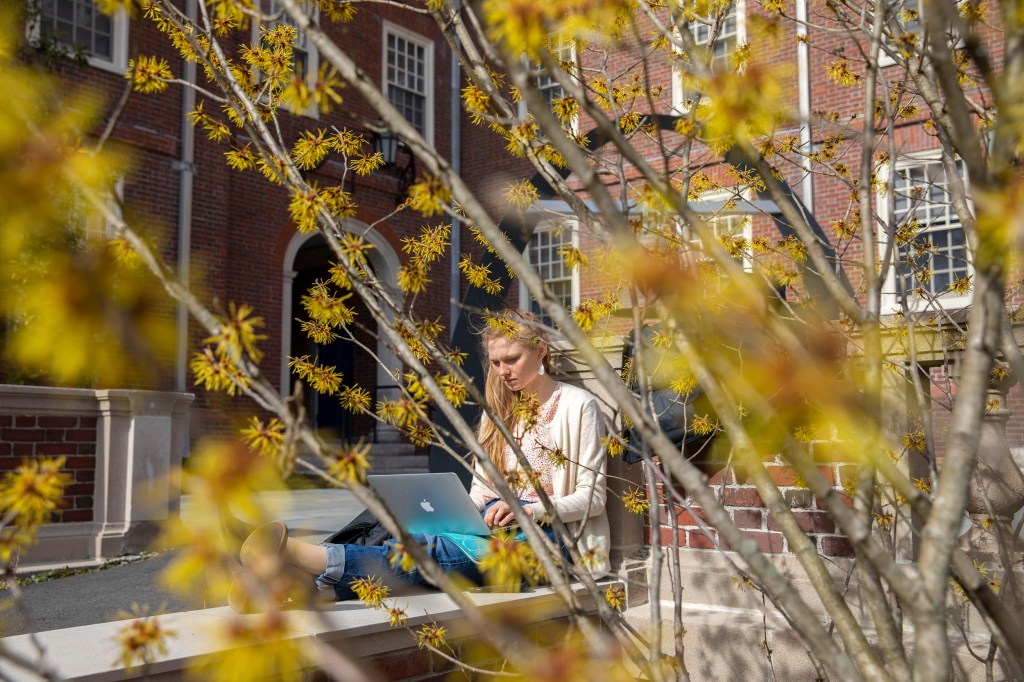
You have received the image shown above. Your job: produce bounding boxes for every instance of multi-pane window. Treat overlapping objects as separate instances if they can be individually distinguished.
[257,0,318,79]
[525,223,577,327]
[892,0,920,33]
[38,0,112,57]
[673,2,744,110]
[690,2,741,72]
[35,0,126,70]
[385,25,432,140]
[891,158,969,299]
[880,0,921,64]
[535,34,575,109]
[707,213,751,259]
[681,190,754,268]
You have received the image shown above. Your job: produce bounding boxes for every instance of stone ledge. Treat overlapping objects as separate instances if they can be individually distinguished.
[1,582,612,682]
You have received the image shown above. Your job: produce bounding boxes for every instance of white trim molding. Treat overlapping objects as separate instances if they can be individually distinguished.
[29,0,129,74]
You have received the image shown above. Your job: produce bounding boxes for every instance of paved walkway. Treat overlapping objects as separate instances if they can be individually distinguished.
[0,490,364,637]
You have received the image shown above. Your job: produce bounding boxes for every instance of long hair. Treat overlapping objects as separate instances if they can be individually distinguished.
[477,308,553,474]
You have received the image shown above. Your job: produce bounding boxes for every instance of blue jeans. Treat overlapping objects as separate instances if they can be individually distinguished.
[315,532,484,600]
[315,501,558,601]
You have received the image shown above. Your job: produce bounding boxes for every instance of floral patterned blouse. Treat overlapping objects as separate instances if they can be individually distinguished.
[485,384,563,503]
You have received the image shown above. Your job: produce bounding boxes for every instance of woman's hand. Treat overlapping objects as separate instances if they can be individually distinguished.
[484,501,534,527]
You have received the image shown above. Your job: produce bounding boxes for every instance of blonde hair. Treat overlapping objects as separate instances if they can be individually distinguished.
[477,309,552,473]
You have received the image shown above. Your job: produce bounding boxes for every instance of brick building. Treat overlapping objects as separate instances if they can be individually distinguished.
[20,0,1023,574]
[25,0,473,448]
[454,0,1024,564]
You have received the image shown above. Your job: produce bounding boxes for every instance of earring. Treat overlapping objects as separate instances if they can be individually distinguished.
[538,363,546,376]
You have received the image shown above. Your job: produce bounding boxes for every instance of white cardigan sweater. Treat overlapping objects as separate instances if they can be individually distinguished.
[469,382,610,578]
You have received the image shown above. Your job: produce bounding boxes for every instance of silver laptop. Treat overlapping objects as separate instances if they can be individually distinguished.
[367,473,492,536]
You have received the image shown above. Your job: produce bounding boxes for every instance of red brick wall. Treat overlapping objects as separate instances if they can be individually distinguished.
[646,451,857,559]
[0,414,97,523]
[44,8,466,443]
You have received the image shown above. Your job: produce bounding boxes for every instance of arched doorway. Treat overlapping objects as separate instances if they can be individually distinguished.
[281,225,403,444]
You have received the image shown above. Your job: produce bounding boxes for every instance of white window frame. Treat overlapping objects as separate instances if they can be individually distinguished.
[251,0,321,118]
[89,178,124,239]
[879,0,921,67]
[29,0,129,74]
[519,219,580,326]
[878,151,972,312]
[519,33,578,133]
[879,0,962,67]
[54,177,123,248]
[671,0,745,112]
[382,21,434,145]
[687,188,755,271]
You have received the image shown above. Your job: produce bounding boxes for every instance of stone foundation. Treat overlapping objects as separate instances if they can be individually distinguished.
[0,385,193,567]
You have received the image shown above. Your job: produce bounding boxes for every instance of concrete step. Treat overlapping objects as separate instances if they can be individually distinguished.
[368,443,428,474]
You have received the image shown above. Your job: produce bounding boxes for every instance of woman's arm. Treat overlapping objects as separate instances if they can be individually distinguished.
[470,460,538,526]
[528,395,606,523]
[468,455,499,511]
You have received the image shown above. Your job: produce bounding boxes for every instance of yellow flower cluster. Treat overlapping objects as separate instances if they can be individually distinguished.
[504,179,539,209]
[622,487,649,515]
[690,414,718,436]
[289,354,343,395]
[478,529,536,591]
[320,0,357,22]
[438,373,468,407]
[825,59,862,87]
[376,397,428,429]
[603,434,627,458]
[114,605,172,673]
[206,301,266,363]
[398,224,451,294]
[190,347,250,396]
[459,254,503,295]
[186,101,232,144]
[327,440,370,485]
[240,416,285,458]
[416,621,448,650]
[350,576,390,607]
[604,584,626,610]
[405,175,452,217]
[572,295,618,331]
[0,457,71,561]
[387,541,416,573]
[339,384,372,412]
[126,55,173,93]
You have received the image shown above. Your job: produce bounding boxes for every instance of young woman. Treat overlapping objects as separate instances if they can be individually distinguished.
[231,309,608,611]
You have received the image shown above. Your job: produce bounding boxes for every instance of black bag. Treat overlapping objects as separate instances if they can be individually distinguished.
[622,325,714,464]
[322,508,392,546]
[624,386,708,464]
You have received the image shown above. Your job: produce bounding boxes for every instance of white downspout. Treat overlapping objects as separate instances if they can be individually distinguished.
[448,1,462,337]
[174,0,197,393]
[797,0,813,213]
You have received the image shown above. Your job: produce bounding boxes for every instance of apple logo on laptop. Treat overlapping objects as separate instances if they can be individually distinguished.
[420,499,435,513]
